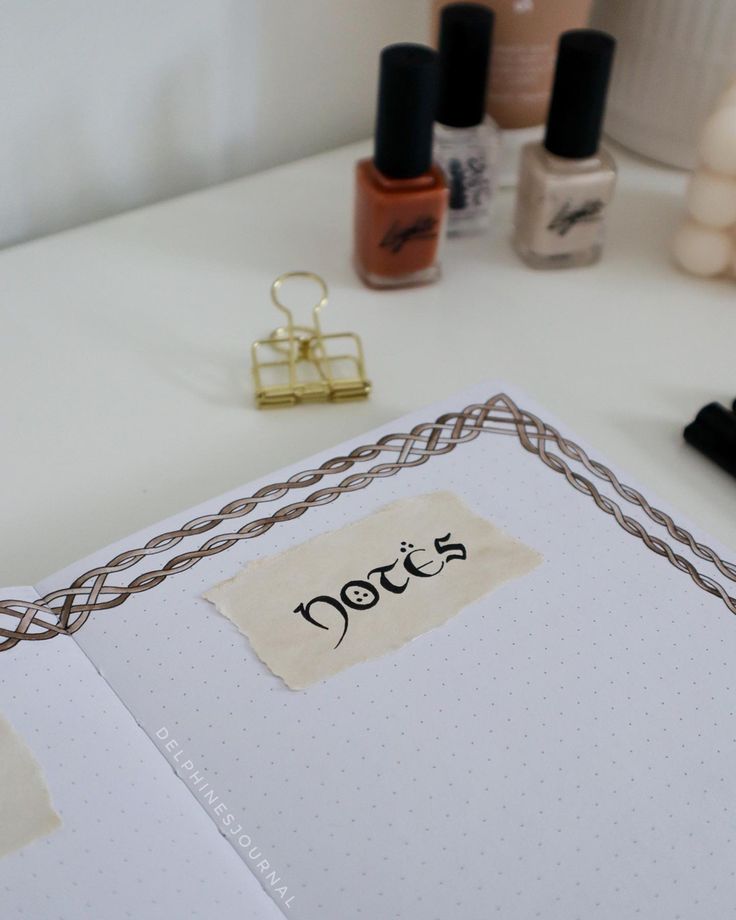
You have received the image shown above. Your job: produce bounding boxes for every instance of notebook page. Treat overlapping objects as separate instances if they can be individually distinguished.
[0,587,283,920]
[28,382,736,919]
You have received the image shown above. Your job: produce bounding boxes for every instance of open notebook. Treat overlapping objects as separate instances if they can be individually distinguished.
[2,382,735,919]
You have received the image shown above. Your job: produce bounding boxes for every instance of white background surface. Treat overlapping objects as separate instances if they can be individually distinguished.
[1,139,734,587]
[0,0,425,247]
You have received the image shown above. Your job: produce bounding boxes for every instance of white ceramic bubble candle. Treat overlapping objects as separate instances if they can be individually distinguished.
[673,79,736,279]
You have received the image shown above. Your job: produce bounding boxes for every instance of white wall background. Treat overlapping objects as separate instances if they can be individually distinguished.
[0,0,427,248]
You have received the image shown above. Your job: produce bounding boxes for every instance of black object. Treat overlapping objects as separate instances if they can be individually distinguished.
[684,402,736,479]
[437,3,494,128]
[374,44,439,179]
[544,29,616,160]
[448,159,467,209]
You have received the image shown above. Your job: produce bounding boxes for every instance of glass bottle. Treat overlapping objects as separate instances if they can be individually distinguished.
[434,3,499,236]
[513,29,617,268]
[434,116,501,235]
[354,44,448,289]
[514,143,616,268]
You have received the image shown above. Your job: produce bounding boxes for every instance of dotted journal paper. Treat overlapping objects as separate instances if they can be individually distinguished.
[0,588,284,920]
[30,383,736,920]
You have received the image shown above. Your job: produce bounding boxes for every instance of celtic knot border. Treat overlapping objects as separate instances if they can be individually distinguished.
[2,392,734,653]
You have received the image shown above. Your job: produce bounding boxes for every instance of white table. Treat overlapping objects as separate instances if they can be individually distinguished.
[2,139,735,587]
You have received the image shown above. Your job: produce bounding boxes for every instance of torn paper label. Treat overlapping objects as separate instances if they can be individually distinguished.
[0,711,61,858]
[204,491,542,689]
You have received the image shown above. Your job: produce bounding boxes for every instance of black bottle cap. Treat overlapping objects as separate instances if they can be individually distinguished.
[544,29,616,160]
[437,3,494,129]
[374,44,439,179]
[684,402,736,479]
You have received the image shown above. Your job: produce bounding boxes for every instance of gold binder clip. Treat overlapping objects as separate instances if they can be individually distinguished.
[251,272,371,408]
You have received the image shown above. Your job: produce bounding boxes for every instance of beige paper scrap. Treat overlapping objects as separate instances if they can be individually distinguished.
[205,491,542,689]
[0,711,61,859]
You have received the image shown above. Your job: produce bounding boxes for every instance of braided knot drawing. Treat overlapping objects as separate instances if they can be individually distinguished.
[2,393,735,653]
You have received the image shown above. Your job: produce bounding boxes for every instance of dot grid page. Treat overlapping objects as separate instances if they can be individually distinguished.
[0,588,283,920]
[35,382,736,919]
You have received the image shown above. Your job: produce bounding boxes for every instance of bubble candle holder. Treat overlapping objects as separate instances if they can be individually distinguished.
[673,79,736,279]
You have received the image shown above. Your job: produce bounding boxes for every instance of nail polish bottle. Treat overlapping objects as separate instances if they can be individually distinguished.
[434,3,500,236]
[354,44,448,289]
[513,30,617,269]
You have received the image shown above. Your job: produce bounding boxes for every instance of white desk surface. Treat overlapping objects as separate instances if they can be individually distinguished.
[2,139,735,586]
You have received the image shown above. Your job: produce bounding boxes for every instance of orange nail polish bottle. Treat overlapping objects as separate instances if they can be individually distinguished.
[354,44,448,289]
